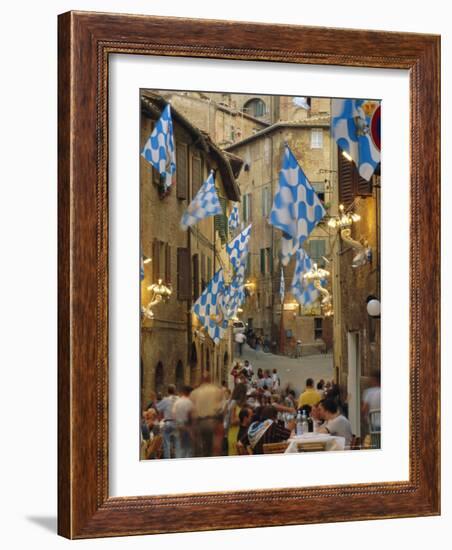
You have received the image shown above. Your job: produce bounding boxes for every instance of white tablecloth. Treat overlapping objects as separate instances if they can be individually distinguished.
[285,433,345,453]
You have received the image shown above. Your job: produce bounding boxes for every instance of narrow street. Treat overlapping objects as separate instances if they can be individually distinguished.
[232,344,334,394]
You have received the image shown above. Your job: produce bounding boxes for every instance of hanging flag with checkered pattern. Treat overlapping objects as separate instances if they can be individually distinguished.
[332,98,381,182]
[180,171,223,230]
[226,224,252,271]
[222,263,246,319]
[291,248,319,306]
[228,203,240,232]
[269,145,326,266]
[141,104,176,191]
[192,269,228,345]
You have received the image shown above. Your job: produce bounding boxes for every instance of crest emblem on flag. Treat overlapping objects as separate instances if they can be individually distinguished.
[141,104,176,191]
[290,248,319,306]
[269,146,325,266]
[332,98,381,181]
[226,224,252,271]
[180,171,223,230]
[192,269,228,345]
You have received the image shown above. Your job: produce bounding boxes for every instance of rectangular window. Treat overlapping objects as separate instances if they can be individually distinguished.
[200,253,206,290]
[165,243,171,284]
[177,248,191,300]
[192,254,199,301]
[338,145,373,207]
[310,128,323,149]
[260,248,266,274]
[314,317,323,340]
[207,256,212,282]
[214,196,228,244]
[191,155,203,198]
[176,143,188,200]
[308,239,326,266]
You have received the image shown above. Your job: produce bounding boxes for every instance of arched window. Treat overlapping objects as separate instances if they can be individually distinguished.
[244,98,266,118]
[175,360,184,390]
[155,361,164,395]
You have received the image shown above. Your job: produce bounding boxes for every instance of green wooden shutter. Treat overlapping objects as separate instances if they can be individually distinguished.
[214,196,228,245]
[260,249,266,274]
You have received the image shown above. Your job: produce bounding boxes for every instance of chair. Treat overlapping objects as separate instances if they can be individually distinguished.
[368,409,381,449]
[236,441,252,455]
[263,441,289,454]
[146,435,163,459]
[296,441,326,453]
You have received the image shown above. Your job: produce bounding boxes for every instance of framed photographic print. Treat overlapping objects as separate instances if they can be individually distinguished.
[58,11,440,538]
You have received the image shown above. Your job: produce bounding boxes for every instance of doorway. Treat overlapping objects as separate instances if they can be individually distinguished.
[347,332,361,437]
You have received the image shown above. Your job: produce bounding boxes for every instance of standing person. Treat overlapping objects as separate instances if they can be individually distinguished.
[156,385,178,459]
[272,368,280,392]
[237,407,252,447]
[225,383,248,455]
[190,375,224,457]
[298,378,322,408]
[243,359,254,382]
[230,362,241,386]
[173,386,194,459]
[295,339,302,358]
[317,398,353,447]
[235,331,246,356]
[362,370,381,443]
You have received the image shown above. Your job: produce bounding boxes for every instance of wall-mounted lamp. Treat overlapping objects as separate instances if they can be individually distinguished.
[328,204,371,268]
[303,263,333,317]
[141,278,172,319]
[366,296,381,318]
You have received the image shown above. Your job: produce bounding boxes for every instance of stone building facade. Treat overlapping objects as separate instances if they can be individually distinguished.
[226,97,335,354]
[140,92,242,407]
[156,91,268,148]
[333,148,381,437]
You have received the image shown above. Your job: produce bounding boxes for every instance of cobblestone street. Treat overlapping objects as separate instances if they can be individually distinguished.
[233,344,334,393]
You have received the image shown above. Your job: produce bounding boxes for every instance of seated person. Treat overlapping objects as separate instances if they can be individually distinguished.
[317,398,353,446]
[244,405,295,455]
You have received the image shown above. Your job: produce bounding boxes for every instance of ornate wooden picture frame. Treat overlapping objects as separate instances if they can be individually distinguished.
[58,11,440,538]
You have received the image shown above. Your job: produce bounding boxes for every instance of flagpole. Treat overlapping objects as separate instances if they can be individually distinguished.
[279,302,285,355]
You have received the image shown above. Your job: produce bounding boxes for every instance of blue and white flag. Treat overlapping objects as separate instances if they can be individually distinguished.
[280,268,285,304]
[141,104,176,190]
[292,97,310,110]
[269,146,325,266]
[228,204,240,232]
[332,98,381,182]
[140,253,145,281]
[180,171,222,230]
[291,248,319,306]
[192,269,228,345]
[226,224,252,271]
[222,263,246,319]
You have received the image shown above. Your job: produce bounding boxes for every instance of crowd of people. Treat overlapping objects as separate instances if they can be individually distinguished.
[140,360,380,460]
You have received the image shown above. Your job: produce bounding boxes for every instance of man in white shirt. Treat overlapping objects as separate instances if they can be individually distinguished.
[235,331,246,356]
[156,385,178,459]
[173,386,194,458]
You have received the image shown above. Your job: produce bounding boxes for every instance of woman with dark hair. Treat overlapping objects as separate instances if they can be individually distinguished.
[246,405,295,455]
[226,383,248,455]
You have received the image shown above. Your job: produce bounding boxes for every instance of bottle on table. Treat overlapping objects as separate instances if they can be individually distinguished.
[296,411,303,436]
[301,411,309,435]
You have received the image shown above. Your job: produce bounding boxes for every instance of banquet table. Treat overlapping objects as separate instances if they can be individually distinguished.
[285,433,345,453]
